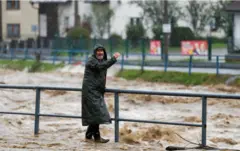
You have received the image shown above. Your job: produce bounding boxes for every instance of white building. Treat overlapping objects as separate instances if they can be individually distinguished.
[1,0,39,41]
[226,1,240,52]
[57,0,143,38]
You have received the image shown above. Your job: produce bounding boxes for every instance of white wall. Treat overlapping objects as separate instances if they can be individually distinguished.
[234,13,240,49]
[1,0,39,41]
[110,0,143,38]
[58,1,91,37]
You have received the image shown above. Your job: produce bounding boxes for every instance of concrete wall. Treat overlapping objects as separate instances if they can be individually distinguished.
[1,0,38,41]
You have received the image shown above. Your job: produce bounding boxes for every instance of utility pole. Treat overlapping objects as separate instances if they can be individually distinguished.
[163,0,169,58]
[74,0,80,27]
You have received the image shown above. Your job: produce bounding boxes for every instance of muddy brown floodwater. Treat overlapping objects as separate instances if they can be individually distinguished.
[0,65,240,151]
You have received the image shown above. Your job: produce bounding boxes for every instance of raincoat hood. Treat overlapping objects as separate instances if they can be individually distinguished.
[93,44,108,60]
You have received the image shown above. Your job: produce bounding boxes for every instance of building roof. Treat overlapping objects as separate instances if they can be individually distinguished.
[30,0,70,3]
[225,1,240,12]
[84,0,109,3]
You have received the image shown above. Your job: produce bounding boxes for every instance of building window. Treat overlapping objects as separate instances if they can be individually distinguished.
[130,17,141,25]
[7,24,20,38]
[64,16,69,28]
[7,0,20,10]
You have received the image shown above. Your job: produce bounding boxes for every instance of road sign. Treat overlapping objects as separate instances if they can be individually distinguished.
[32,25,38,32]
[162,24,171,33]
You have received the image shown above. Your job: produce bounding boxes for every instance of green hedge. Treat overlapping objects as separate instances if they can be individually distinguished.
[170,27,195,46]
[109,33,123,47]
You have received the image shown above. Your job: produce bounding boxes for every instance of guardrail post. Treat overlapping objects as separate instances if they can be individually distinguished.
[188,55,193,75]
[216,56,219,76]
[114,92,119,142]
[201,96,207,147]
[34,88,41,135]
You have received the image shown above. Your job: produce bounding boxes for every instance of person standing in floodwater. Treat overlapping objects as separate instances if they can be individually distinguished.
[81,44,120,143]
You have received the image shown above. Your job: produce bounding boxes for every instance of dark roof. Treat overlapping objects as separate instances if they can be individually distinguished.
[225,1,240,12]
[31,0,70,3]
[84,0,109,3]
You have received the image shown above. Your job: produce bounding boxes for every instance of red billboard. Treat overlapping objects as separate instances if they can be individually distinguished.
[150,40,161,55]
[181,41,208,56]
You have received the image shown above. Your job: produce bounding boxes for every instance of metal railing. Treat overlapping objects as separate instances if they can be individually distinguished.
[0,84,240,147]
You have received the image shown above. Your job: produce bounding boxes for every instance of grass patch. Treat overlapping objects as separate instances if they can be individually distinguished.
[52,51,85,57]
[0,59,64,72]
[212,43,227,49]
[225,60,240,64]
[117,70,232,86]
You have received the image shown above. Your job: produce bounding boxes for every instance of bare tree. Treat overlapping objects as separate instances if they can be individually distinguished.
[186,0,212,36]
[91,3,114,38]
[210,0,232,36]
[134,0,184,29]
[74,0,80,27]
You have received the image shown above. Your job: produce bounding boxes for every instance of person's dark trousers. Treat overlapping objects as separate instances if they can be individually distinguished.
[85,124,99,139]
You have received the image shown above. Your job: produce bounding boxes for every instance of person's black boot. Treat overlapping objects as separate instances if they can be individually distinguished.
[94,132,110,143]
[85,125,93,140]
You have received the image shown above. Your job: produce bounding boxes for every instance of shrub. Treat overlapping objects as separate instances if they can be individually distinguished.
[152,25,163,40]
[126,23,145,47]
[109,33,123,47]
[67,27,91,49]
[67,26,90,39]
[170,27,195,46]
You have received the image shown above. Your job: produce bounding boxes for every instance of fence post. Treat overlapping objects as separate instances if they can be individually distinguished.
[141,39,145,73]
[201,96,207,147]
[125,39,129,58]
[24,41,28,60]
[216,56,219,76]
[52,50,56,64]
[109,38,113,57]
[114,92,119,142]
[121,54,124,71]
[40,38,44,49]
[93,38,97,47]
[208,37,212,61]
[10,48,13,60]
[188,55,193,75]
[68,51,72,64]
[164,54,168,72]
[16,41,19,57]
[160,35,164,60]
[85,51,89,64]
[34,88,41,135]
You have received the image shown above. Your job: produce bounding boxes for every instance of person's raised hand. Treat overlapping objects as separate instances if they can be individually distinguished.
[113,52,121,59]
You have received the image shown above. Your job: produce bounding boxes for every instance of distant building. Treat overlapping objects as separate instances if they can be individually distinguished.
[30,0,226,40]
[56,0,142,39]
[31,0,71,39]
[226,0,240,52]
[0,0,38,41]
